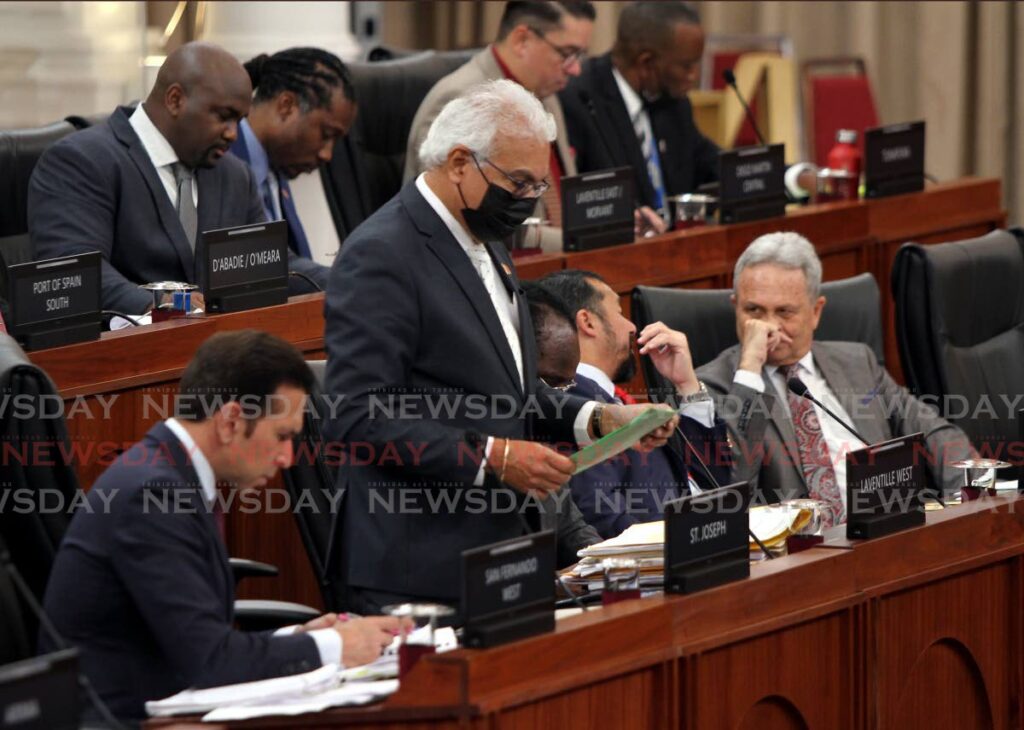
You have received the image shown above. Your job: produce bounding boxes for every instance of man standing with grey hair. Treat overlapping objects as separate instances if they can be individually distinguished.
[324,80,676,612]
[698,232,973,526]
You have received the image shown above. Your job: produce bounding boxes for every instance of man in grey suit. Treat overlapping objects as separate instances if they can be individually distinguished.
[403,2,595,252]
[28,42,328,315]
[697,232,973,526]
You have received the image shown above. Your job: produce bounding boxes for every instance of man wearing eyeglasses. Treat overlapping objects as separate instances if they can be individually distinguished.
[324,80,677,612]
[561,2,719,212]
[539,270,732,539]
[403,1,595,252]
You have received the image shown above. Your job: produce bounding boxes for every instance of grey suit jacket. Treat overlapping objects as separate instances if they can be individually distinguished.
[28,106,327,314]
[402,47,577,253]
[697,341,974,504]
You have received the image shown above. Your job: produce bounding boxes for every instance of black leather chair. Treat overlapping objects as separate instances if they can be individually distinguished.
[282,360,348,612]
[63,112,109,131]
[0,120,76,242]
[326,49,476,220]
[631,272,885,401]
[892,228,1024,455]
[0,121,78,306]
[0,334,316,633]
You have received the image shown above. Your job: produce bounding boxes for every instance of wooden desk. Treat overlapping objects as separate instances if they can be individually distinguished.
[28,177,1006,610]
[147,493,1024,729]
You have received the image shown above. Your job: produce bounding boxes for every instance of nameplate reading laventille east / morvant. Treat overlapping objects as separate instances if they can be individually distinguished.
[199,220,289,313]
[8,251,101,351]
[665,482,751,595]
[461,530,556,649]
[846,432,926,540]
[560,167,635,252]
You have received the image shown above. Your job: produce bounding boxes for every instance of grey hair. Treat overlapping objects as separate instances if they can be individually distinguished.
[418,79,556,169]
[733,232,822,300]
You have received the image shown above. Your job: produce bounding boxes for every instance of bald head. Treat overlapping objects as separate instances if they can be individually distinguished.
[524,282,581,389]
[144,41,252,169]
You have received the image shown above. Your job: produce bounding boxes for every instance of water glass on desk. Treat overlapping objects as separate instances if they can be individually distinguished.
[667,194,716,230]
[382,603,454,679]
[601,558,641,605]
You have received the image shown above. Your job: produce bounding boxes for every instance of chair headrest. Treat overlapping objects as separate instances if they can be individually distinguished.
[0,120,77,237]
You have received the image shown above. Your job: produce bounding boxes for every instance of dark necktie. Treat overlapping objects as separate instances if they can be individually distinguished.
[173,163,197,250]
[277,176,313,259]
[211,497,226,544]
[781,364,845,526]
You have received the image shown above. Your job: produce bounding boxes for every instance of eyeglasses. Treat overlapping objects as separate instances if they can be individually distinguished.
[540,376,577,392]
[527,26,587,68]
[472,154,550,199]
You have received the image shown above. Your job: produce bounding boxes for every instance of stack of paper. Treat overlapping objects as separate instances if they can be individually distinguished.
[563,520,666,592]
[145,625,458,722]
[748,504,813,553]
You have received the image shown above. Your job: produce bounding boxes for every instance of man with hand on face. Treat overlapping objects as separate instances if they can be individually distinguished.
[697,232,974,527]
[541,270,731,538]
[28,41,328,316]
[560,1,718,213]
[41,331,407,724]
[325,80,676,613]
[232,47,357,262]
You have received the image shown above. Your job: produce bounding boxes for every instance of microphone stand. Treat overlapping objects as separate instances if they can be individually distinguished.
[667,423,775,559]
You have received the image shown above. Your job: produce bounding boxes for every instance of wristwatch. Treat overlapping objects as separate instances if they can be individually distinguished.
[678,380,712,405]
[590,403,606,439]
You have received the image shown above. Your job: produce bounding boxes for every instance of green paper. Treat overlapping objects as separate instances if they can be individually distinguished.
[571,407,676,474]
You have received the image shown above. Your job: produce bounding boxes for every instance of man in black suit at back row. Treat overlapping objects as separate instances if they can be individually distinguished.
[560,1,718,212]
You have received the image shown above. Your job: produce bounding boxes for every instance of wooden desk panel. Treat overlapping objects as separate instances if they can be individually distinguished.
[147,494,1024,729]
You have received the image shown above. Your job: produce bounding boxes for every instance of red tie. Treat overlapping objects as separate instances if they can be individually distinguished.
[614,386,637,405]
[781,365,845,527]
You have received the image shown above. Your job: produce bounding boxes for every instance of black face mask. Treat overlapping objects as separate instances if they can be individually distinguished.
[458,181,538,243]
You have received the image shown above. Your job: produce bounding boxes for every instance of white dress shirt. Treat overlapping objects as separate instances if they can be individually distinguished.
[576,363,716,428]
[734,352,867,508]
[163,419,343,667]
[128,104,198,210]
[414,175,596,483]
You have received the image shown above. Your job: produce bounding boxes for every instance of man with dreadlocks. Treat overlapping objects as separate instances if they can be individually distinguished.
[231,47,357,261]
[29,41,329,315]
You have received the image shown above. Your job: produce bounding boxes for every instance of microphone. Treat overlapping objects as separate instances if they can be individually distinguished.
[722,68,768,146]
[786,377,869,445]
[578,89,619,168]
[0,534,127,730]
[667,422,775,559]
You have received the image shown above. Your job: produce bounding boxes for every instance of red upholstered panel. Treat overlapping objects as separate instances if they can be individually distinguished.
[810,75,880,166]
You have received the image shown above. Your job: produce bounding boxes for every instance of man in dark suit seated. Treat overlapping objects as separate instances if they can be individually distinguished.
[540,270,731,538]
[560,1,718,212]
[324,79,677,613]
[40,330,405,724]
[697,232,974,527]
[28,41,328,315]
[231,47,357,263]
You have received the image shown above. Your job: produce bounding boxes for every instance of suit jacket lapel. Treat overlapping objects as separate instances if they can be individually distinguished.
[762,371,809,493]
[594,55,656,206]
[544,95,577,176]
[149,422,233,613]
[403,185,524,397]
[110,108,196,280]
[811,343,889,445]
